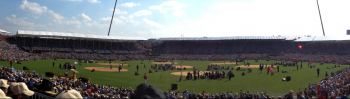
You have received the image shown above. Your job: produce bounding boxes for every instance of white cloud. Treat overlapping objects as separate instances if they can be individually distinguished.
[120,2,140,8]
[12,0,350,38]
[103,8,154,26]
[6,14,45,29]
[48,10,64,22]
[143,18,163,29]
[20,0,65,23]
[18,0,96,30]
[62,0,100,4]
[87,0,100,4]
[64,13,95,27]
[149,0,350,38]
[96,8,160,37]
[6,15,32,26]
[65,17,81,26]
[110,9,128,15]
[132,10,152,17]
[64,0,82,2]
[20,0,48,15]
[80,13,92,22]
[149,0,186,17]
[99,16,122,24]
[100,17,110,23]
[150,0,326,37]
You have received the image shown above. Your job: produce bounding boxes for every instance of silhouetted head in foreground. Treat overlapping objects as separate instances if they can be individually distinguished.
[132,83,165,99]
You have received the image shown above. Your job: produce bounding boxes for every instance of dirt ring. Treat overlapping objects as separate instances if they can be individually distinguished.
[84,67,128,72]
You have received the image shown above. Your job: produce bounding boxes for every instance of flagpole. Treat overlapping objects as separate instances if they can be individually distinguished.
[316,0,326,36]
[108,0,118,36]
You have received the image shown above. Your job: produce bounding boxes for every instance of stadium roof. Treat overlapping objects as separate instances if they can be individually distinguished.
[16,30,147,40]
[0,29,12,36]
[17,29,350,42]
[157,36,287,41]
[295,35,350,42]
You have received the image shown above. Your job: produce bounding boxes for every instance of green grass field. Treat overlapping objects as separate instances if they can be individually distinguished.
[0,59,348,96]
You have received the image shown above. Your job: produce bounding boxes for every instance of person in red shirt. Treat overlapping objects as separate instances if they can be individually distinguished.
[144,73,148,83]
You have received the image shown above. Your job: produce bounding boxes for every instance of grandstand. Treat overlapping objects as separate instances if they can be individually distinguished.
[1,0,350,98]
[1,30,151,60]
[1,30,350,61]
[1,29,350,98]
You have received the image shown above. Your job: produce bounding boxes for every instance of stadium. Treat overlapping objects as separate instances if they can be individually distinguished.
[0,29,350,98]
[1,0,350,99]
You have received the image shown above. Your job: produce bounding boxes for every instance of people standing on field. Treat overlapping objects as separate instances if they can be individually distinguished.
[317,68,320,77]
[296,65,299,70]
[227,70,234,80]
[144,73,148,83]
[118,65,122,72]
[259,64,264,72]
[136,65,139,72]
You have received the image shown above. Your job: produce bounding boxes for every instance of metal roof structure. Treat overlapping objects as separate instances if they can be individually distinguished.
[16,30,147,40]
[0,29,12,36]
[295,35,350,42]
[15,29,350,42]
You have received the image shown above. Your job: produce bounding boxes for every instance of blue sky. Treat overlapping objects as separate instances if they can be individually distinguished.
[0,0,350,38]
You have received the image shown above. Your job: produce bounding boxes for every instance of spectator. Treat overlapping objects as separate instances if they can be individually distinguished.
[56,89,83,99]
[131,83,165,99]
[0,79,9,94]
[0,89,11,99]
[9,82,35,99]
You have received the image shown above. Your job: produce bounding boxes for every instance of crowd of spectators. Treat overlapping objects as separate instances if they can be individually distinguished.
[165,90,271,99]
[0,41,38,61]
[299,68,350,99]
[0,67,135,99]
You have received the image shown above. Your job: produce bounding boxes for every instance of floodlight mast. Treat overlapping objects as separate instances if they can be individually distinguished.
[316,0,326,36]
[108,0,118,36]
